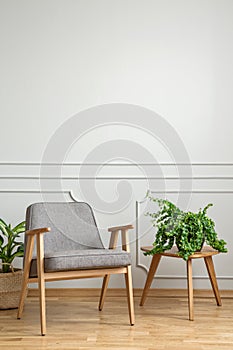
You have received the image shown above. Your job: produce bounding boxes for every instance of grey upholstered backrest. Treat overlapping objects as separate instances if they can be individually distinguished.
[26,202,104,256]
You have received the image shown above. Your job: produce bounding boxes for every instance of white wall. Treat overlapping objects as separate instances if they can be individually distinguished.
[0,0,233,289]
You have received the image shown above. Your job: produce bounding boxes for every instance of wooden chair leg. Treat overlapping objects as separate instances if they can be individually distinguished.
[187,259,194,321]
[140,254,161,306]
[125,266,135,326]
[99,274,110,311]
[37,233,46,336]
[17,273,29,319]
[17,235,35,319]
[204,256,222,306]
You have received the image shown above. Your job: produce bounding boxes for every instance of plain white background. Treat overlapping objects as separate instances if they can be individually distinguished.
[0,0,232,289]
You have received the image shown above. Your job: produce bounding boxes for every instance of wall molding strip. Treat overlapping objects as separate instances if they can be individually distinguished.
[136,271,233,280]
[1,190,233,194]
[0,162,233,166]
[0,176,233,180]
[0,190,70,194]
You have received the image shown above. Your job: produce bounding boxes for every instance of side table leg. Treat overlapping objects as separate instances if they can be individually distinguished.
[140,254,161,306]
[204,256,222,306]
[187,259,194,321]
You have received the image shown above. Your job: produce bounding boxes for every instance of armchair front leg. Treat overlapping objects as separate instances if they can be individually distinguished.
[118,226,134,325]
[99,224,135,326]
[17,227,50,336]
[99,229,120,311]
[17,234,35,319]
[37,231,46,335]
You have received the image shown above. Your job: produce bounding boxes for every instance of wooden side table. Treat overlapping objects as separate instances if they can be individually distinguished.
[140,246,222,320]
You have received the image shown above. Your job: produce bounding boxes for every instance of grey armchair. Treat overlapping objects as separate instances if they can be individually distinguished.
[17,202,134,335]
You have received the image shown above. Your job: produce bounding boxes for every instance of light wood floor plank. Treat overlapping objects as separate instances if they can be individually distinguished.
[0,288,233,349]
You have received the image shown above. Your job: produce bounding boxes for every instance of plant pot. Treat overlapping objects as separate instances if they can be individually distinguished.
[0,269,23,309]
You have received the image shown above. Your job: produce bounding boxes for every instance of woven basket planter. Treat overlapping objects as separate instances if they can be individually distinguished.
[0,269,23,309]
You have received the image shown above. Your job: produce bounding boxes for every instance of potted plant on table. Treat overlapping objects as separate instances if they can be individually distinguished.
[0,218,25,309]
[145,195,227,260]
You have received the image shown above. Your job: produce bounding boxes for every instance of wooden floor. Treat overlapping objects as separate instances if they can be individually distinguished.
[0,288,233,350]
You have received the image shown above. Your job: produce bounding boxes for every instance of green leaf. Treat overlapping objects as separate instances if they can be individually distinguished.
[0,218,7,226]
[0,235,3,247]
[12,221,26,233]
[0,222,8,236]
[10,250,24,260]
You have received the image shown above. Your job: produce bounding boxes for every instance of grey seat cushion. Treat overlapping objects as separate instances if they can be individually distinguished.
[30,249,131,277]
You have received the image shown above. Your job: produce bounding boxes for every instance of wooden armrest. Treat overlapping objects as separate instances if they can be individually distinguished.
[108,224,134,232]
[26,227,51,236]
[108,225,133,251]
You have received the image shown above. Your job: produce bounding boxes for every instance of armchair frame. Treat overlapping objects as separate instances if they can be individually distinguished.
[17,225,134,335]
